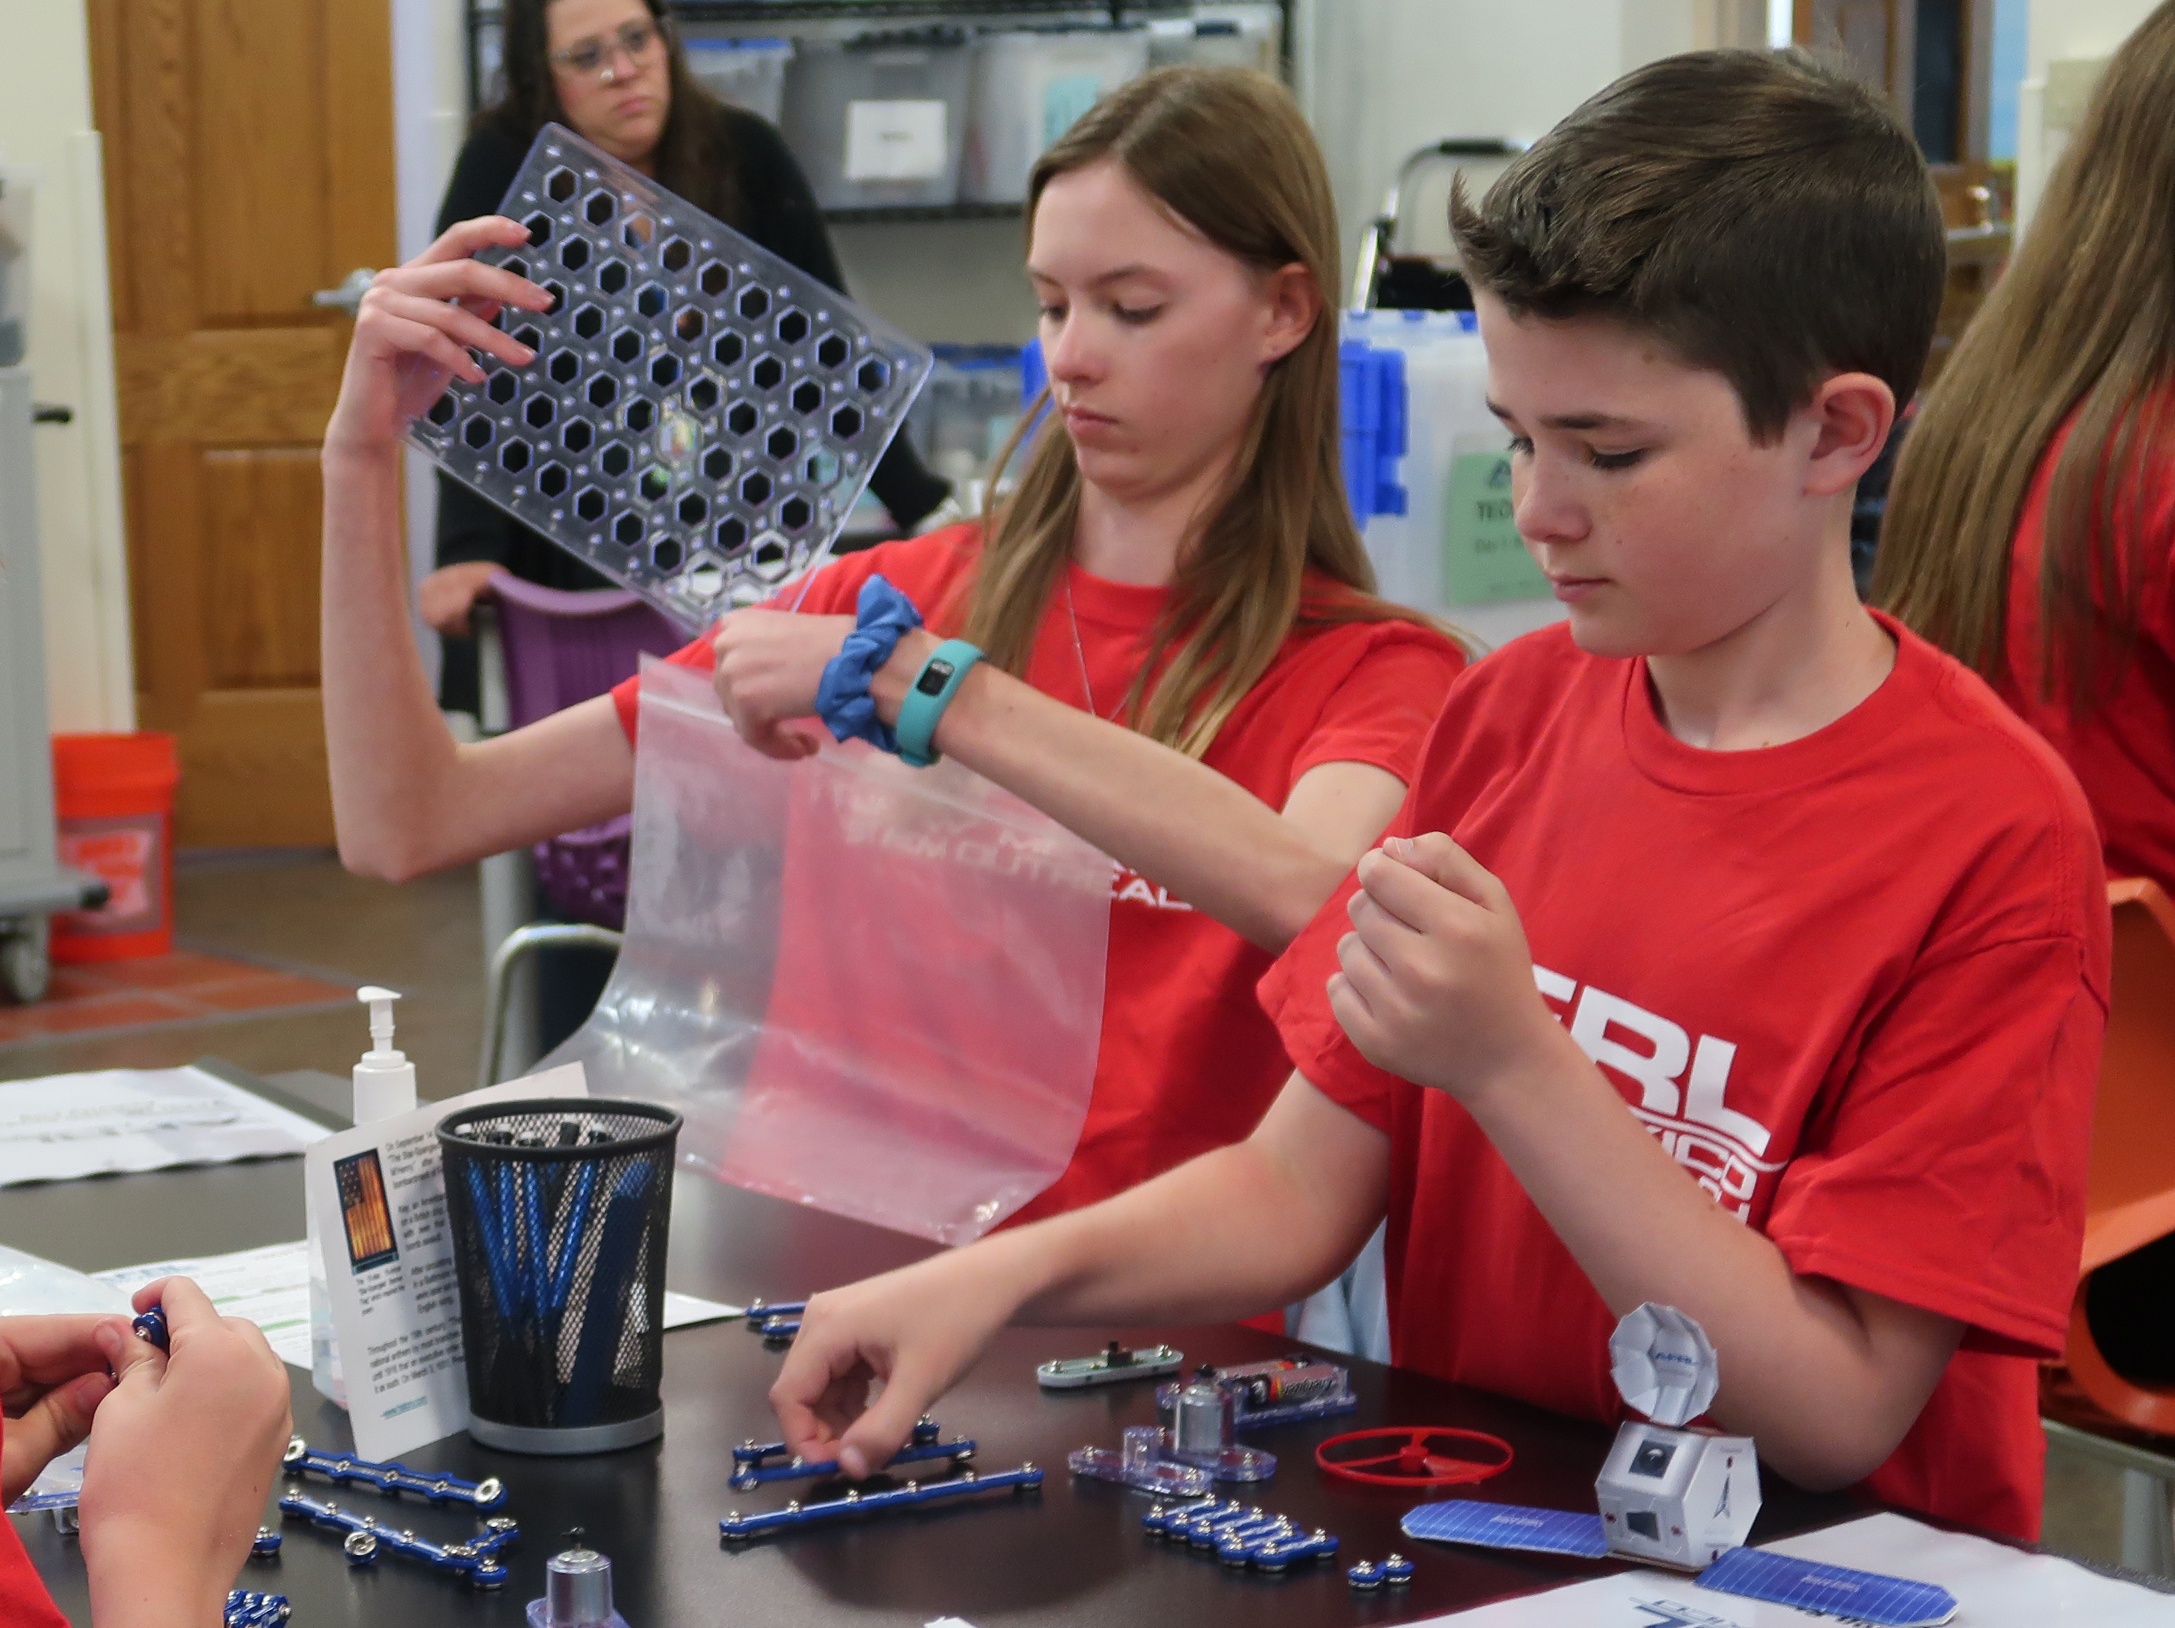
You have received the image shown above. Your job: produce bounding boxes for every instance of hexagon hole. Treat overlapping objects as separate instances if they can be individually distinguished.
[462,415,493,449]
[752,535,790,580]
[750,355,784,391]
[597,258,630,295]
[500,439,531,474]
[574,487,607,522]
[584,190,616,226]
[737,286,771,321]
[559,236,590,272]
[765,426,798,460]
[651,538,685,571]
[780,495,813,531]
[524,395,556,429]
[660,237,692,272]
[725,401,758,436]
[698,261,731,297]
[599,442,632,478]
[522,212,553,247]
[830,404,863,439]
[712,332,745,368]
[790,381,823,415]
[614,512,645,548]
[611,329,643,365]
[541,280,566,314]
[650,354,682,389]
[856,359,890,393]
[674,308,706,343]
[562,419,595,453]
[537,462,570,499]
[688,375,721,412]
[622,211,655,249]
[571,304,605,340]
[426,395,456,427]
[740,471,773,506]
[714,517,748,553]
[677,492,709,525]
[549,351,583,385]
[623,398,656,434]
[636,283,668,319]
[485,371,518,405]
[512,325,543,352]
[546,167,578,203]
[776,309,810,344]
[702,447,733,481]
[587,376,620,410]
[816,333,850,369]
[639,466,670,502]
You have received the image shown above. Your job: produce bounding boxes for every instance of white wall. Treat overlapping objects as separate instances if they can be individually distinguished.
[2017,0,2156,233]
[0,0,132,733]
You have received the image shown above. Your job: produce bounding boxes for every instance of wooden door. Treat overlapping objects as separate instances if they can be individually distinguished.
[87,1,395,847]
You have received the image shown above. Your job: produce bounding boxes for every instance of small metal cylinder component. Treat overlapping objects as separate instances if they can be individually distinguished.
[545,1542,614,1627]
[1169,1372,1234,1456]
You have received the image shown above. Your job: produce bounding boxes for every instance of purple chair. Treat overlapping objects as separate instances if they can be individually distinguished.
[480,570,687,929]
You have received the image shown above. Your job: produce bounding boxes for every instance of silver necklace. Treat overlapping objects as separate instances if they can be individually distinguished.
[1064,573,1127,722]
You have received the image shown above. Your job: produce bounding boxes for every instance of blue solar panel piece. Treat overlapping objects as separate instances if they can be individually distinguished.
[408,123,933,633]
[1697,1545,1959,1626]
[1401,1500,1610,1559]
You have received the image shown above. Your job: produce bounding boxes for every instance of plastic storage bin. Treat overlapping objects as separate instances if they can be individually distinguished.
[682,35,793,125]
[904,343,1028,494]
[962,26,1150,205]
[48,733,181,964]
[0,170,31,369]
[1146,6,1283,75]
[780,30,972,211]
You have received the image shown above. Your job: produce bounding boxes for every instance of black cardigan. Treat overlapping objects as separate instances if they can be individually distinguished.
[430,114,951,711]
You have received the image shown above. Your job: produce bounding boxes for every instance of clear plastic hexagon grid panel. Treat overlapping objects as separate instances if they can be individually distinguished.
[406,123,934,630]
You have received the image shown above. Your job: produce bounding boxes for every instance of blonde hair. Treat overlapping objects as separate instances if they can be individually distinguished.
[1876,1,2175,706]
[952,67,1446,759]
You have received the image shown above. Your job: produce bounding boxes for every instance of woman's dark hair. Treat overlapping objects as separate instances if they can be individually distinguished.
[482,0,743,226]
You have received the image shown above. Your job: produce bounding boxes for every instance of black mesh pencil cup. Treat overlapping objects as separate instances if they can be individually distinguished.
[439,1098,681,1454]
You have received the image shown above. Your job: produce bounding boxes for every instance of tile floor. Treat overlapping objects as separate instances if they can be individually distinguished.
[0,848,2146,1567]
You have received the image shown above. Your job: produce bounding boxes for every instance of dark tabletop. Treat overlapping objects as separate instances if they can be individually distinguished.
[3,1063,1859,1626]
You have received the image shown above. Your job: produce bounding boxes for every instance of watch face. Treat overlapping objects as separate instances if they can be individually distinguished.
[916,659,955,695]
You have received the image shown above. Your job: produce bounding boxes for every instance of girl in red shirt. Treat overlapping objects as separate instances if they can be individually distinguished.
[1,1279,291,1626]
[1877,2,2175,895]
[318,67,1465,1225]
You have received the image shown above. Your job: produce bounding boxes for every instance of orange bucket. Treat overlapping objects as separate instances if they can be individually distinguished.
[49,732,181,963]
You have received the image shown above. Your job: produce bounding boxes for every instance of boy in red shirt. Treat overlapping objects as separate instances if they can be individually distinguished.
[765,48,2108,1542]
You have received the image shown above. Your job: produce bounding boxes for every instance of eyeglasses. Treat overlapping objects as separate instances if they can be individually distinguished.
[550,18,664,82]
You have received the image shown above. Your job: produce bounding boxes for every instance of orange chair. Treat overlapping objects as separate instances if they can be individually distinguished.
[2061,878,2175,1431]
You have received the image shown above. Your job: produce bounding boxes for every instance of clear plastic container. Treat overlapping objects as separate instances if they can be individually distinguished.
[961,26,1150,206]
[0,170,33,370]
[682,35,794,126]
[780,30,972,212]
[1146,6,1283,76]
[903,343,1027,497]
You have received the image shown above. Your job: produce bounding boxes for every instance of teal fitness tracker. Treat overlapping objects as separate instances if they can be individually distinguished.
[895,639,984,767]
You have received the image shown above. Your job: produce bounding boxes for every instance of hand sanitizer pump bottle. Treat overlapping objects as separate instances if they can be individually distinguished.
[308,987,420,1405]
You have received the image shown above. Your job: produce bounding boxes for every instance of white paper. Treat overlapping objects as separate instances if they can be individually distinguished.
[1410,1512,2175,1626]
[844,99,948,182]
[0,1066,329,1186]
[84,1243,736,1374]
[306,1065,587,1462]
[94,1241,317,1368]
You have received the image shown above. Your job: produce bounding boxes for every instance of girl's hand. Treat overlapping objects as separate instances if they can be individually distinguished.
[0,1313,121,1505]
[709,609,860,760]
[79,1279,292,1628]
[324,216,552,458]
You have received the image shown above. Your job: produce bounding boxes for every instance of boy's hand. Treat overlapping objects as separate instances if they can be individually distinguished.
[1329,833,1565,1102]
[0,1314,121,1504]
[770,1251,1024,1480]
[79,1279,292,1628]
[709,609,857,760]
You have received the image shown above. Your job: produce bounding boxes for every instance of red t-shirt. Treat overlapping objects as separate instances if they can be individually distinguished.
[1258,614,2110,1541]
[1998,409,2175,894]
[0,1418,69,1628]
[612,523,1466,1224]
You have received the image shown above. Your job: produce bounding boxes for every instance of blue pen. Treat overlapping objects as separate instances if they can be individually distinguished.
[561,1163,651,1424]
[548,1161,599,1318]
[520,1162,548,1327]
[464,1163,518,1325]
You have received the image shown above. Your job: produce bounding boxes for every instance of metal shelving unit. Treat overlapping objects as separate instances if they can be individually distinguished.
[465,0,1296,199]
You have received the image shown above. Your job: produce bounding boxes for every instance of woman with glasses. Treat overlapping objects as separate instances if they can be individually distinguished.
[420,0,953,714]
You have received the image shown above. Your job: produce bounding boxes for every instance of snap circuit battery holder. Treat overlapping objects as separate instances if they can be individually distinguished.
[407,123,934,631]
[1592,1302,1760,1569]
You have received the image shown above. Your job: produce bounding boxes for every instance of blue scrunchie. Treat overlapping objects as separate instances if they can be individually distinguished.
[814,574,924,752]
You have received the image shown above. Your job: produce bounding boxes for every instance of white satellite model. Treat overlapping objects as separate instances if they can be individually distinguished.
[1593,1302,1761,1570]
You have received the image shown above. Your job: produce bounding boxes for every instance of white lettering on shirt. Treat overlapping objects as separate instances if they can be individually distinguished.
[1533,963,1781,1218]
[1111,863,1194,913]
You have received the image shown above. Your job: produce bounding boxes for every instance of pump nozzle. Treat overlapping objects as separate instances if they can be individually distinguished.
[357,986,403,1058]
[352,986,417,1123]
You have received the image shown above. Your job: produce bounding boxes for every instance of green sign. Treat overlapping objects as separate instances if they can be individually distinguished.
[1443,447,1549,605]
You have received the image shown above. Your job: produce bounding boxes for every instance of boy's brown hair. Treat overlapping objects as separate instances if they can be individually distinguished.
[1452,48,1944,444]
